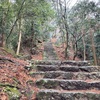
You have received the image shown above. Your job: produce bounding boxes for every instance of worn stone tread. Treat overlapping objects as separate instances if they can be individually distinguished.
[31,60,89,66]
[36,65,100,72]
[44,42,58,60]
[38,89,100,94]
[60,66,100,72]
[36,65,59,71]
[32,43,100,100]
[36,79,100,90]
[37,89,100,100]
[44,71,100,80]
[32,60,61,65]
[30,71,100,80]
[61,60,90,66]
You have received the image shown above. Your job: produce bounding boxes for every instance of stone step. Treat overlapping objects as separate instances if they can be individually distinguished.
[30,71,45,76]
[36,65,100,72]
[30,71,100,80]
[36,65,59,71]
[44,72,100,80]
[61,61,90,66]
[60,66,100,72]
[37,89,100,100]
[31,60,61,65]
[36,79,100,90]
[31,60,89,66]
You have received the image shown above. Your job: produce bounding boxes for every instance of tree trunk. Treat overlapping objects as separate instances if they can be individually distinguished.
[89,28,97,65]
[30,21,37,54]
[82,36,86,61]
[1,13,5,47]
[6,0,25,43]
[65,31,69,58]
[73,42,78,60]
[1,33,5,47]
[81,28,86,61]
[58,0,69,58]
[16,19,22,55]
[31,21,35,48]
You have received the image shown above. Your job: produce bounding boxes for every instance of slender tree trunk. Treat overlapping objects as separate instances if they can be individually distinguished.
[65,31,69,58]
[1,33,5,47]
[1,13,5,47]
[6,0,25,43]
[16,19,22,55]
[31,21,35,48]
[89,28,97,65]
[73,42,78,60]
[82,36,86,61]
[58,0,69,58]
[81,28,86,61]
[0,34,4,47]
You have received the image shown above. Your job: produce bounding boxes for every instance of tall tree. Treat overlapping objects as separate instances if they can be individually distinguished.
[68,0,99,64]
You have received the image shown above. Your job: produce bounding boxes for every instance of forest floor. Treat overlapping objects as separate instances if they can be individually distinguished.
[0,45,43,99]
[0,39,80,100]
[0,48,36,99]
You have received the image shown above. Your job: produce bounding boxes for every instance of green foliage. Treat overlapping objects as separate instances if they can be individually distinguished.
[4,86,21,100]
[0,83,21,100]
[0,0,55,52]
[68,0,100,63]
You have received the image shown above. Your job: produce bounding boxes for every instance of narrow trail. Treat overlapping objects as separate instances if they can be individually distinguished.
[44,42,58,60]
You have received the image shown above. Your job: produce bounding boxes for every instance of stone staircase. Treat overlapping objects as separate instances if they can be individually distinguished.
[43,42,58,60]
[30,60,100,100]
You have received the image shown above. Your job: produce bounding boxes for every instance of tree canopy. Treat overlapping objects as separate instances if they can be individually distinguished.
[0,0,99,65]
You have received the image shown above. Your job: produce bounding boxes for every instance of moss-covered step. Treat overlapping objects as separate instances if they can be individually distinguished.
[44,71,100,80]
[30,71,100,80]
[61,60,90,66]
[43,42,58,60]
[29,71,45,79]
[36,79,100,90]
[31,60,61,65]
[36,65,100,72]
[31,60,89,66]
[37,89,100,100]
[60,66,100,72]
[36,65,59,71]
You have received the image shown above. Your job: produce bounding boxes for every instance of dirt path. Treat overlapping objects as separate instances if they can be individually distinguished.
[44,42,58,60]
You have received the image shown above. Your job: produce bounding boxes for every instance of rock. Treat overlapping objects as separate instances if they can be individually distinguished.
[60,66,100,72]
[37,90,100,100]
[61,61,90,66]
[36,79,100,90]
[29,60,100,99]
[37,65,59,71]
